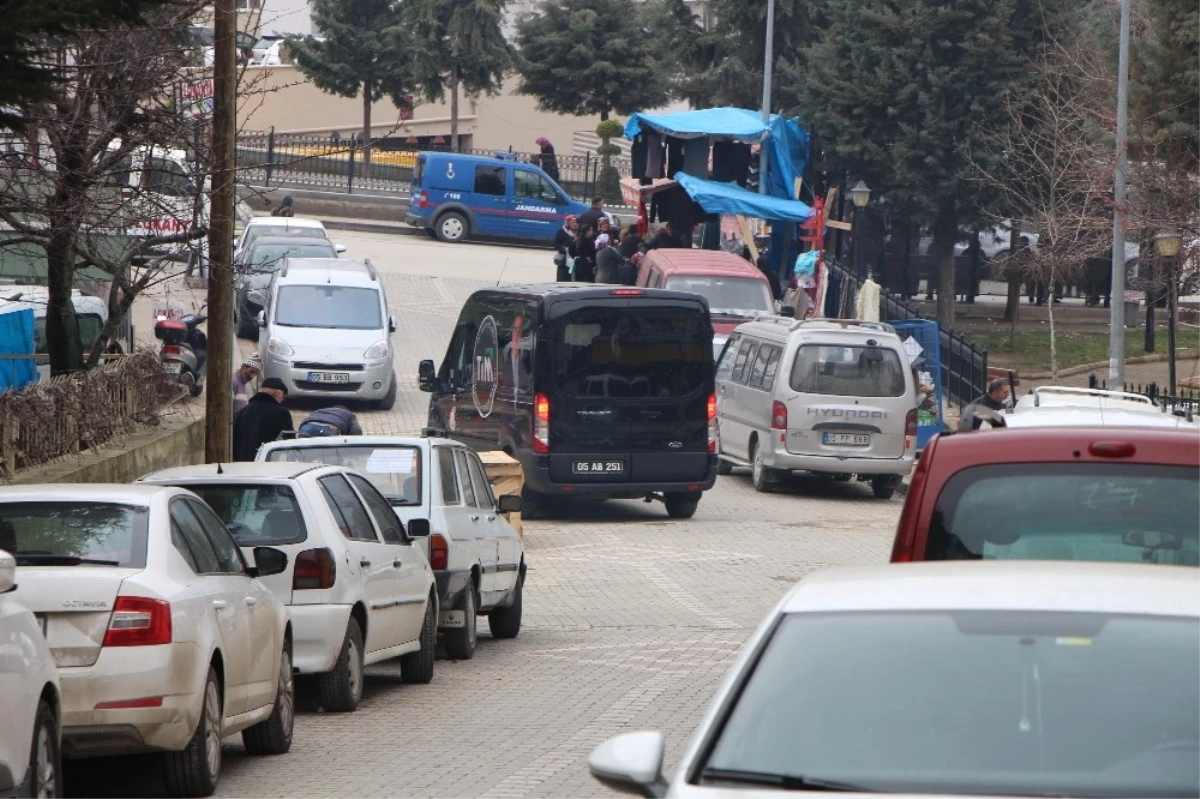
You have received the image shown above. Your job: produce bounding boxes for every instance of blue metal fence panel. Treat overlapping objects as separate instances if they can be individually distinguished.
[891,319,943,449]
[0,307,37,392]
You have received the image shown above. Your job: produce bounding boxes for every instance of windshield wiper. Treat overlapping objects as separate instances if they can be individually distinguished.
[15,553,121,567]
[699,767,867,792]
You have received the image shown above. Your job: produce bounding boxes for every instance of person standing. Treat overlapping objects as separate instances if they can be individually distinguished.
[574,224,598,283]
[231,356,261,416]
[619,224,644,258]
[271,195,295,217]
[535,137,560,183]
[958,378,1011,431]
[648,222,676,250]
[232,377,293,461]
[554,215,577,281]
[577,197,606,232]
[595,233,622,284]
[298,406,362,437]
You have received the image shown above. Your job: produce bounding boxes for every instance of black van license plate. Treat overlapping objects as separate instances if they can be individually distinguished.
[573,460,625,474]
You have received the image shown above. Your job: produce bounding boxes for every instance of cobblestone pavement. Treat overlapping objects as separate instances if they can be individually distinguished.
[69,232,903,798]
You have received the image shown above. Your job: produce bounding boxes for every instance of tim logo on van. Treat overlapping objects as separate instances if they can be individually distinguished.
[807,408,887,419]
[472,315,499,418]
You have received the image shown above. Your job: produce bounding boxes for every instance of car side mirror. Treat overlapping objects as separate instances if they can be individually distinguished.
[0,549,15,594]
[418,359,436,392]
[497,494,523,514]
[334,244,347,254]
[588,732,667,797]
[250,546,288,577]
[779,305,796,318]
[257,310,266,328]
[407,518,430,537]
[388,316,397,333]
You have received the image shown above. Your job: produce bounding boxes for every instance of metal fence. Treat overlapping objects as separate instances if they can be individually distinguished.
[1087,374,1200,416]
[827,258,989,408]
[0,350,173,478]
[235,130,631,203]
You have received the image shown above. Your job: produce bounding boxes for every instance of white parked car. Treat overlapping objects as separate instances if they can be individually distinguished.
[590,561,1200,797]
[139,463,438,712]
[233,216,341,265]
[0,485,294,797]
[1004,385,1200,430]
[0,548,61,798]
[257,434,525,661]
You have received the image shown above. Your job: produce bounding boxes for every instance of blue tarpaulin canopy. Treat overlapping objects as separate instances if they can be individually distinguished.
[0,305,37,392]
[674,173,814,223]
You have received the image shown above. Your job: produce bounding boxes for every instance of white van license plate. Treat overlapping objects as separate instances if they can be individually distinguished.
[823,433,871,446]
[573,460,624,474]
[308,372,349,384]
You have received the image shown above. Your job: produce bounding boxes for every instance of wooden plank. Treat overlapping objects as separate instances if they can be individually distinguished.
[479,450,524,537]
[793,176,803,200]
[736,216,760,263]
[826,220,853,231]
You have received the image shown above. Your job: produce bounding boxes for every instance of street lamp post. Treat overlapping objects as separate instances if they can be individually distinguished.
[1155,230,1182,394]
[850,180,871,280]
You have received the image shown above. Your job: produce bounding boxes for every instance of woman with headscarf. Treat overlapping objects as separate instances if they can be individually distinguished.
[535,137,560,183]
[574,224,597,283]
[595,232,622,284]
[554,215,577,281]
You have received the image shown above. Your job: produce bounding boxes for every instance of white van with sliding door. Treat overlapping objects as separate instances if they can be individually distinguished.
[715,318,917,498]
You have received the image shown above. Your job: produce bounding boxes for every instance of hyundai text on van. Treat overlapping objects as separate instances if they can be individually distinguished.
[405,152,590,245]
[418,284,718,518]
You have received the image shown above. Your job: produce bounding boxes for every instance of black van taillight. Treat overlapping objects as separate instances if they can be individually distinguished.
[533,392,550,453]
[293,548,336,590]
[707,393,718,452]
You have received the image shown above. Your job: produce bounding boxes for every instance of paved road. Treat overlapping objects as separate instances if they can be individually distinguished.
[68,230,903,798]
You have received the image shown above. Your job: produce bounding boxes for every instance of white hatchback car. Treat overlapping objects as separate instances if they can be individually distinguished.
[0,485,294,798]
[0,548,61,798]
[233,216,340,265]
[257,434,526,661]
[139,463,437,713]
[590,562,1200,798]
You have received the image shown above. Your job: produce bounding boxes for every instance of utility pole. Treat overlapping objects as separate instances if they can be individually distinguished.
[205,0,236,462]
[758,0,775,196]
[1107,0,1131,386]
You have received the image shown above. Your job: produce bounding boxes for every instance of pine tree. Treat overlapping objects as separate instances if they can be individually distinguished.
[514,0,671,121]
[288,0,411,166]
[405,0,512,152]
[1131,0,1199,170]
[795,0,1059,327]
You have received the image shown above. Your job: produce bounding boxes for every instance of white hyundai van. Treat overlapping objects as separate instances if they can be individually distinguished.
[715,318,917,498]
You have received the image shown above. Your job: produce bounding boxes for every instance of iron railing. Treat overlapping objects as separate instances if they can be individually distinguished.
[826,258,989,408]
[1087,375,1200,415]
[235,130,631,203]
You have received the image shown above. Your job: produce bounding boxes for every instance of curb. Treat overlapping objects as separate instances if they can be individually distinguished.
[1015,352,1199,381]
[321,218,423,236]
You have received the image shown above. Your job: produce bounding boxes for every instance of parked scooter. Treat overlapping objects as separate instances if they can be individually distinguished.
[155,310,208,397]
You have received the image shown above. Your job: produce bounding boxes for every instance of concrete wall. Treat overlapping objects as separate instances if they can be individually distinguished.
[239,67,604,154]
[7,415,206,486]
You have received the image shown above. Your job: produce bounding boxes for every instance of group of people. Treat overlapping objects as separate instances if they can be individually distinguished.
[229,356,364,461]
[553,198,691,285]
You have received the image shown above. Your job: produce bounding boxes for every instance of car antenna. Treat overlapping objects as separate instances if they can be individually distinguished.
[495,257,510,286]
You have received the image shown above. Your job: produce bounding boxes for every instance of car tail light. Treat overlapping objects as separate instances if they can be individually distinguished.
[429,533,449,571]
[418,190,429,209]
[102,596,172,647]
[707,393,718,453]
[162,345,182,356]
[905,408,918,451]
[771,401,788,430]
[1089,441,1136,458]
[610,288,645,296]
[532,392,550,454]
[293,548,336,590]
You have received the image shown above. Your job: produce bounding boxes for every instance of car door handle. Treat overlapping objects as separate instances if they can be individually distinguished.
[393,559,403,568]
[212,600,228,610]
[486,515,496,521]
[469,514,481,522]
[360,558,371,568]
[244,597,258,607]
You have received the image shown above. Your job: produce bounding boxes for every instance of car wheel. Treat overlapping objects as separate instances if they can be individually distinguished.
[871,475,899,500]
[435,212,468,243]
[442,580,477,660]
[750,439,776,493]
[400,595,436,684]
[664,493,700,519]
[162,666,221,797]
[29,698,59,799]
[318,618,364,713]
[376,374,397,411]
[242,642,294,755]
[716,458,733,476]
[487,570,523,639]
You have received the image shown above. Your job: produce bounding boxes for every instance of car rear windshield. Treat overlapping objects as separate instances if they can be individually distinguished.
[925,463,1199,566]
[789,343,906,397]
[0,502,148,567]
[183,484,308,545]
[274,285,382,330]
[248,243,337,271]
[550,307,710,399]
[663,276,773,316]
[265,446,422,505]
[703,610,1199,798]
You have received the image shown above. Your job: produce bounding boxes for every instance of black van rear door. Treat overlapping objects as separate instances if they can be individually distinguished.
[544,297,713,485]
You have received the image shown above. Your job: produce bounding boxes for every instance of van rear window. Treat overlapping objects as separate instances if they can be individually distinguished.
[789,344,906,397]
[925,463,1199,566]
[551,308,709,399]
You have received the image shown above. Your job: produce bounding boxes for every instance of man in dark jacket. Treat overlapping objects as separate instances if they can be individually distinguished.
[577,197,606,232]
[298,406,362,437]
[958,378,1011,431]
[232,377,293,461]
[648,222,677,250]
